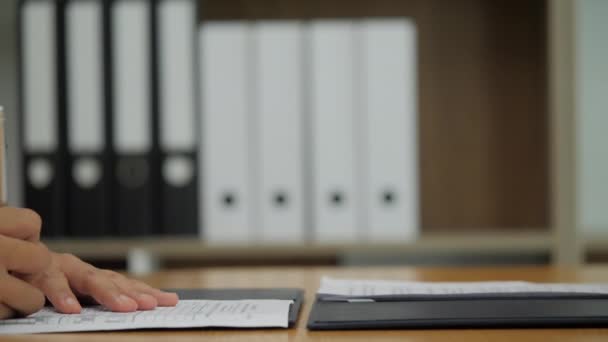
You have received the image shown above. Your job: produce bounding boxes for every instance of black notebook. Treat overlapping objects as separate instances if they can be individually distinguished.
[307,292,608,330]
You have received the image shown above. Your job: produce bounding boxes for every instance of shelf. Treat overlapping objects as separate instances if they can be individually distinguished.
[583,233,608,254]
[0,0,579,265]
[44,229,551,261]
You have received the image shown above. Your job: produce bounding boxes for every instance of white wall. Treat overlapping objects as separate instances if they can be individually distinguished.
[577,0,608,232]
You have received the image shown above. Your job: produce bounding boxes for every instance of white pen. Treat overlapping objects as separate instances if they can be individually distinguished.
[0,105,6,206]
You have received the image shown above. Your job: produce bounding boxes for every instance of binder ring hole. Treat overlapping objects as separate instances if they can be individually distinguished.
[221,192,237,208]
[330,191,345,206]
[273,191,288,208]
[382,189,397,205]
[116,157,149,189]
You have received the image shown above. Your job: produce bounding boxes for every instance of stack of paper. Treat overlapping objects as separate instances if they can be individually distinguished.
[318,276,608,297]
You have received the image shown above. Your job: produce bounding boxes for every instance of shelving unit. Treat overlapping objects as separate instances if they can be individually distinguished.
[50,0,567,266]
[4,0,587,267]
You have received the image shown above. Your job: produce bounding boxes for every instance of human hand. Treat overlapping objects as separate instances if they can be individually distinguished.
[21,252,179,314]
[0,206,179,318]
[0,207,51,319]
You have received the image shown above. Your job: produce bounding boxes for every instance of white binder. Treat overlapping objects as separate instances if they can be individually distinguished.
[361,19,419,242]
[309,21,360,243]
[200,22,253,243]
[254,21,305,243]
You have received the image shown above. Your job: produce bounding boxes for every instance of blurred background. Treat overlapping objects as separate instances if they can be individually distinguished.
[0,0,605,273]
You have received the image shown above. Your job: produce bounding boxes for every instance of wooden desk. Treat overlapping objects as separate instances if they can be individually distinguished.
[3,266,608,341]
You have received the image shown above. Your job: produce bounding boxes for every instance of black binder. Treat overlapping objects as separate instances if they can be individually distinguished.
[64,0,110,237]
[109,0,157,236]
[307,293,608,330]
[153,0,200,236]
[18,0,68,238]
[169,288,304,327]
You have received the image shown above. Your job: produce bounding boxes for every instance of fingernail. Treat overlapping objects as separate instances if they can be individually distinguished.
[117,294,135,305]
[138,293,153,300]
[138,294,158,309]
[64,297,77,307]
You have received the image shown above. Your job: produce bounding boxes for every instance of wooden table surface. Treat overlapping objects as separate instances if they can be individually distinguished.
[3,265,608,341]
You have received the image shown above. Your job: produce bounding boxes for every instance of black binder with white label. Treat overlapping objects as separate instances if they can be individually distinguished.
[19,0,68,238]
[110,0,157,236]
[64,0,110,237]
[154,0,199,236]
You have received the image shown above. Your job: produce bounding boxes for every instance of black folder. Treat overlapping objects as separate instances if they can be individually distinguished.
[168,288,304,327]
[307,292,608,330]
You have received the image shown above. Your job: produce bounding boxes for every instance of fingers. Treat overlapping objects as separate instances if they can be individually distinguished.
[127,279,179,307]
[101,271,178,308]
[57,253,178,312]
[102,271,158,310]
[0,304,16,320]
[0,236,51,274]
[0,207,42,242]
[58,254,138,312]
[25,268,82,314]
[78,269,140,313]
[0,207,48,317]
[0,271,46,316]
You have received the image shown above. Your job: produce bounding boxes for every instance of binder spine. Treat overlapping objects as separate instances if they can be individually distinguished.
[18,0,67,238]
[111,0,155,236]
[65,0,108,237]
[361,19,419,242]
[156,0,198,236]
[255,21,305,243]
[310,21,360,243]
[200,22,253,243]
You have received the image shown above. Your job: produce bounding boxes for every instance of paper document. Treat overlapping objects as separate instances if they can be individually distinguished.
[318,277,608,297]
[0,299,292,335]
